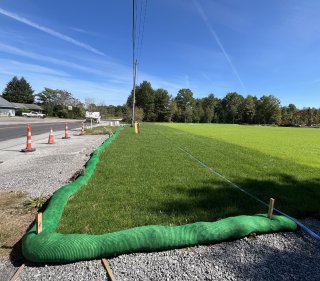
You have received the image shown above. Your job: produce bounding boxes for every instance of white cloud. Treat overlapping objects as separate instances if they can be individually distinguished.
[0,43,110,76]
[69,26,102,38]
[0,59,69,77]
[0,43,98,73]
[192,0,247,95]
[0,43,135,86]
[0,7,105,56]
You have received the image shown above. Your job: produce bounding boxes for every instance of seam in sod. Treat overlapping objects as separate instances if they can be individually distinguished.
[178,146,320,241]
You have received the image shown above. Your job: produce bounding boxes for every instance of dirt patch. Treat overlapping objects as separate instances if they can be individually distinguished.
[85,126,115,135]
[0,192,37,261]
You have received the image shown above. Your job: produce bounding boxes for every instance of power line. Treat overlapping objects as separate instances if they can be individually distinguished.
[132,0,136,71]
[132,0,147,125]
[138,0,147,62]
[136,0,144,59]
[133,0,148,65]
[132,0,137,126]
[134,0,138,59]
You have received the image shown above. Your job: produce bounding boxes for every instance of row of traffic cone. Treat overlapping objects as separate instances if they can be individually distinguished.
[21,122,85,153]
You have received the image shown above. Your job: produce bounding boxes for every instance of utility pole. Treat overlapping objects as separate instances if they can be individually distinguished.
[131,0,136,127]
[131,59,138,126]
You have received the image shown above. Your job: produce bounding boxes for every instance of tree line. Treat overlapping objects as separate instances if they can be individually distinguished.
[1,76,85,119]
[1,76,131,120]
[126,80,320,126]
[2,76,320,126]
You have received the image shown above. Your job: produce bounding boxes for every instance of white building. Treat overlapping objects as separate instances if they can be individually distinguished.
[104,118,122,126]
[0,96,44,117]
[0,96,16,116]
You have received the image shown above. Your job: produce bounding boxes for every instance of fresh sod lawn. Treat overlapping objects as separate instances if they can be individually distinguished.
[164,123,320,169]
[58,123,320,234]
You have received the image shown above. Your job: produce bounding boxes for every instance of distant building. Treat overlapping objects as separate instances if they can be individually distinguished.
[104,118,122,126]
[11,103,44,113]
[0,96,44,117]
[0,96,17,116]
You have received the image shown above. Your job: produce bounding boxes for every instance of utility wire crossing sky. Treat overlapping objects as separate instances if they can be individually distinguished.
[0,0,320,107]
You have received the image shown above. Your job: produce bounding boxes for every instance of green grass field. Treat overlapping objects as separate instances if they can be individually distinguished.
[58,123,320,234]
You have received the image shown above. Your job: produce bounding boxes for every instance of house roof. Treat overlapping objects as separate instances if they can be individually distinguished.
[25,104,44,110]
[0,97,44,110]
[0,96,16,108]
[11,102,28,109]
[12,103,44,111]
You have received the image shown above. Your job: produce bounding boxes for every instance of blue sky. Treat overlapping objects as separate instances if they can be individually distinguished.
[0,0,320,107]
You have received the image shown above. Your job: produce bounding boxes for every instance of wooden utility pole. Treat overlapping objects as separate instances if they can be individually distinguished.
[131,59,138,127]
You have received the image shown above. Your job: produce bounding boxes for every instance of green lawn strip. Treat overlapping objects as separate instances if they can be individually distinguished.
[155,123,320,218]
[58,125,264,235]
[163,123,320,169]
[23,125,297,263]
[59,123,320,235]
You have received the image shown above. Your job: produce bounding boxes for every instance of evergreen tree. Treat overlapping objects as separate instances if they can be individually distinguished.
[2,76,34,103]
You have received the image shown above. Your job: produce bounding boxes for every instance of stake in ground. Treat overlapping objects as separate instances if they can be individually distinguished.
[58,123,320,234]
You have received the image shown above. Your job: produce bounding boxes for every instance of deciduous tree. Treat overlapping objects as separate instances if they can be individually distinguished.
[175,88,194,122]
[242,95,257,124]
[202,94,218,123]
[154,89,171,122]
[257,95,281,124]
[221,92,244,123]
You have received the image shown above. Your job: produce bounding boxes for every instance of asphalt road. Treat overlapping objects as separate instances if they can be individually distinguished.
[0,121,83,142]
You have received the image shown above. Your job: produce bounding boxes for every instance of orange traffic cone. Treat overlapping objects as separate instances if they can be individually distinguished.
[48,128,54,144]
[62,123,70,139]
[80,122,85,136]
[21,124,36,152]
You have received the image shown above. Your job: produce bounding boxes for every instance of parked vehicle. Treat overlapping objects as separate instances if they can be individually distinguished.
[22,111,46,118]
[85,111,101,123]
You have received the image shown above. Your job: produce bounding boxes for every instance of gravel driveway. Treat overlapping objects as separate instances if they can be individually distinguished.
[0,127,108,197]
[0,219,317,281]
[0,126,110,280]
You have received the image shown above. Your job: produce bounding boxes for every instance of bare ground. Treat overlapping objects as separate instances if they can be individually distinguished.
[0,191,37,260]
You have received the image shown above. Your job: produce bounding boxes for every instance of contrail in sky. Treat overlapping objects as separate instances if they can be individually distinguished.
[192,0,247,95]
[0,7,105,56]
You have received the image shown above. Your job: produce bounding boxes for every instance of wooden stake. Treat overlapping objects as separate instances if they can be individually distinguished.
[9,263,25,281]
[268,198,275,219]
[102,258,117,281]
[82,167,86,176]
[134,121,138,134]
[137,122,141,134]
[36,212,42,234]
